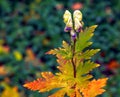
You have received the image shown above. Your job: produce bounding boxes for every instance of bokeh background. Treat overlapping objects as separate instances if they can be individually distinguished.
[0,0,120,97]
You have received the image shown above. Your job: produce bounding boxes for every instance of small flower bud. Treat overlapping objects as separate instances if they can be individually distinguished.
[70,30,77,40]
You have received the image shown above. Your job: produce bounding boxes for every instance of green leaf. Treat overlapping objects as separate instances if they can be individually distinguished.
[75,25,98,53]
[46,41,72,59]
[56,58,74,79]
[76,60,100,78]
[76,49,100,60]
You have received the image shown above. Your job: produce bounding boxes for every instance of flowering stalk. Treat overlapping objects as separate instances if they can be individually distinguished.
[63,10,83,80]
[23,10,108,97]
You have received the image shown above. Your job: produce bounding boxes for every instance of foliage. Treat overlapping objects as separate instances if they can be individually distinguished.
[24,10,108,97]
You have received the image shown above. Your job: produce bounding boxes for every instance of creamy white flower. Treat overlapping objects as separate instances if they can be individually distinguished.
[73,10,83,32]
[73,10,82,21]
[63,10,72,23]
[63,10,73,32]
[63,10,83,32]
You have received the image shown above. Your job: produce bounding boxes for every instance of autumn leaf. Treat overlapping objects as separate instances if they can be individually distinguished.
[81,78,108,97]
[24,72,63,92]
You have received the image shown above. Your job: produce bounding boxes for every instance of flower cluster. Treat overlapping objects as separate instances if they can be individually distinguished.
[63,10,83,40]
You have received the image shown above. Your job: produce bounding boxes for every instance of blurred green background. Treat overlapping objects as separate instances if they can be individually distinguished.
[0,0,120,97]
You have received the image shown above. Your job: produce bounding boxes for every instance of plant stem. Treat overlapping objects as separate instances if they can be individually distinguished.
[71,38,77,97]
[71,39,76,78]
[71,39,84,97]
[73,39,77,97]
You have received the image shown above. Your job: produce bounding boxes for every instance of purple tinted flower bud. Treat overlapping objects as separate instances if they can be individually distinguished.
[72,33,77,40]
[70,30,76,40]
[64,26,72,32]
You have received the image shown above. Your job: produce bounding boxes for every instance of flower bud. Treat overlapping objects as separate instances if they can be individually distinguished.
[70,30,76,40]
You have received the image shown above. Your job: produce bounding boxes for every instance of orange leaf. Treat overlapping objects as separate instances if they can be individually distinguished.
[24,78,46,91]
[24,72,64,92]
[24,72,53,91]
[81,78,108,97]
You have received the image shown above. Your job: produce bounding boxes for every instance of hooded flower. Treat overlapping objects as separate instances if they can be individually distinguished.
[63,10,83,33]
[73,10,83,32]
[63,10,73,32]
